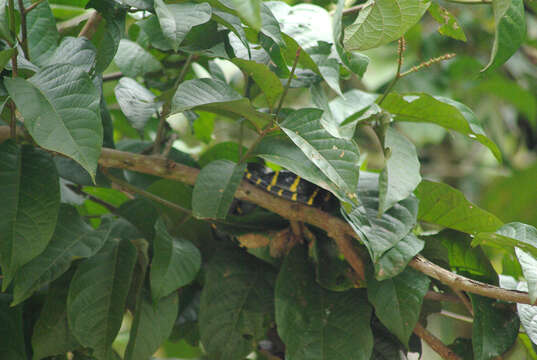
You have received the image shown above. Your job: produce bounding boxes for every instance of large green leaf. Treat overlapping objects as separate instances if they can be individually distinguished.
[374,233,424,281]
[231,58,284,108]
[124,292,179,360]
[42,36,97,72]
[117,198,159,241]
[192,160,246,219]
[343,172,418,263]
[11,205,112,306]
[380,92,501,161]
[0,48,16,72]
[471,295,519,360]
[219,0,261,30]
[67,239,137,360]
[379,127,421,213]
[0,294,26,359]
[415,180,503,234]
[367,268,430,346]
[113,39,162,78]
[90,0,125,74]
[25,0,59,66]
[328,89,378,139]
[482,0,525,73]
[114,77,161,130]
[515,248,537,304]
[280,108,360,201]
[137,15,172,51]
[199,250,276,360]
[31,272,80,359]
[517,282,537,345]
[275,247,373,360]
[260,3,284,46]
[428,3,466,41]
[154,0,211,51]
[343,0,430,51]
[150,219,201,302]
[0,142,60,289]
[172,78,271,131]
[5,64,103,179]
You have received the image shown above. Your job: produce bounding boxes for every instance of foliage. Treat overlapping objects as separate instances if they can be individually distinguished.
[0,0,536,359]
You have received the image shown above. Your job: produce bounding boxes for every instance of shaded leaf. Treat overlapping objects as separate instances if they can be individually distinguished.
[471,294,519,360]
[380,92,501,161]
[172,78,271,131]
[515,248,537,304]
[378,127,421,213]
[343,0,430,51]
[154,0,212,51]
[25,0,59,66]
[0,142,60,289]
[343,172,418,262]
[43,36,97,72]
[150,219,201,302]
[67,239,137,360]
[137,15,171,51]
[280,108,360,201]
[367,268,430,346]
[231,58,284,108]
[11,206,112,306]
[415,180,503,234]
[375,233,424,281]
[199,250,276,360]
[5,64,103,179]
[482,0,525,73]
[0,294,26,359]
[518,282,537,345]
[114,77,161,130]
[276,247,373,360]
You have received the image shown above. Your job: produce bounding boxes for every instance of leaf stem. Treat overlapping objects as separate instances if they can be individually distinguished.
[399,53,456,78]
[377,37,405,106]
[238,125,276,164]
[17,0,29,59]
[8,101,16,139]
[274,47,301,119]
[153,54,193,154]
[78,10,102,39]
[106,173,192,216]
[24,0,45,14]
[445,0,491,4]
[7,0,17,75]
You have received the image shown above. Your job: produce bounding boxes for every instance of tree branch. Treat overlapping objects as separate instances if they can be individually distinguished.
[0,126,533,305]
[413,322,461,360]
[78,10,102,39]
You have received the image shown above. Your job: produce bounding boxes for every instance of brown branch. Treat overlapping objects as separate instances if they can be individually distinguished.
[424,291,460,303]
[24,0,45,14]
[102,72,123,82]
[342,3,368,16]
[66,184,118,213]
[452,288,474,316]
[0,126,533,305]
[17,0,29,59]
[78,10,102,39]
[414,322,461,360]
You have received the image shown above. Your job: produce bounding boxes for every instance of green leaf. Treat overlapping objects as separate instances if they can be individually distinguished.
[0,48,16,72]
[114,39,162,78]
[0,294,26,359]
[124,292,179,360]
[260,3,283,46]
[212,9,249,54]
[343,0,430,51]
[117,198,159,241]
[416,180,503,234]
[5,64,103,179]
[375,233,424,281]
[380,92,501,161]
[231,58,284,108]
[172,78,271,132]
[328,89,378,139]
[0,0,12,42]
[25,0,59,66]
[0,142,60,289]
[379,127,421,213]
[91,2,125,74]
[154,0,211,51]
[518,282,537,345]
[515,248,537,304]
[137,15,171,51]
[42,36,97,72]
[311,233,355,291]
[199,250,276,360]
[471,295,519,360]
[222,0,262,30]
[280,108,360,201]
[276,247,373,360]
[150,219,201,302]
[11,205,112,306]
[114,77,161,130]
[192,160,246,219]
[31,271,80,360]
[482,0,525,73]
[67,239,137,360]
[428,3,467,41]
[367,268,430,346]
[342,172,418,263]
[198,141,247,167]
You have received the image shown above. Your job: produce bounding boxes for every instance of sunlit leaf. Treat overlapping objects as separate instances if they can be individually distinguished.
[114,77,161,130]
[114,39,162,77]
[428,3,467,41]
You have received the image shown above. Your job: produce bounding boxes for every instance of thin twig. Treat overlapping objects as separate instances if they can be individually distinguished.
[78,10,102,39]
[452,288,474,316]
[8,102,16,139]
[424,291,460,303]
[440,310,474,323]
[341,3,368,15]
[414,322,462,360]
[106,173,192,216]
[162,133,178,158]
[102,72,123,82]
[17,0,29,59]
[66,184,118,213]
[377,37,405,106]
[399,53,456,78]
[7,0,17,74]
[274,47,301,119]
[239,126,277,163]
[24,0,45,14]
[445,0,491,3]
[153,54,193,154]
